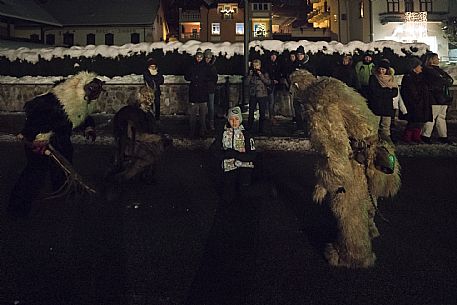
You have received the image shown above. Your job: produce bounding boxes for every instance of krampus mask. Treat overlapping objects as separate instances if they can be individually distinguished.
[84,78,105,102]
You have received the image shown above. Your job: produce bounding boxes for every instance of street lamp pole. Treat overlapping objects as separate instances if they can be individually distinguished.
[243,0,250,108]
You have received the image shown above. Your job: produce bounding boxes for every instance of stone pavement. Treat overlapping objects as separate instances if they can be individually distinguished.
[1,112,457,155]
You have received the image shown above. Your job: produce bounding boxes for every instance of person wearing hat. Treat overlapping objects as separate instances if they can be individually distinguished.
[246,58,271,134]
[399,57,433,143]
[282,50,297,81]
[367,59,398,142]
[204,48,218,131]
[291,46,315,136]
[143,57,164,122]
[210,106,256,203]
[355,51,375,98]
[264,50,282,124]
[332,54,360,90]
[420,52,454,144]
[185,48,211,137]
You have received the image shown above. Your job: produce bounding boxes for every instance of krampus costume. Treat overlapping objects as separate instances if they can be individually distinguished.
[8,71,104,217]
[289,69,401,268]
[106,85,171,186]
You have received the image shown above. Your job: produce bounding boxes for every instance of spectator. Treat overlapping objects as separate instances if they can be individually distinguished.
[355,51,375,98]
[185,48,210,138]
[204,48,218,131]
[264,50,281,124]
[332,54,360,90]
[143,57,164,122]
[210,106,256,204]
[421,52,454,144]
[367,59,399,142]
[400,57,433,144]
[292,46,314,135]
[282,50,297,82]
[246,59,271,134]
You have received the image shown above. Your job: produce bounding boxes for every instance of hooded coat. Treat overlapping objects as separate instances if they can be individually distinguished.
[400,71,433,123]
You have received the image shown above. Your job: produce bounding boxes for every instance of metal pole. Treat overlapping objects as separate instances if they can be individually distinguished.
[243,0,250,108]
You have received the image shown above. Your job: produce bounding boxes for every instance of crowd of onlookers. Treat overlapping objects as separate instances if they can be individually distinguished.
[144,46,454,144]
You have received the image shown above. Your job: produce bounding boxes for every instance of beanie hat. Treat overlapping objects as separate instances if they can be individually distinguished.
[227,106,242,124]
[296,46,305,54]
[270,50,279,56]
[407,57,422,71]
[290,50,296,55]
[376,59,390,70]
[204,48,213,58]
[196,48,203,56]
[363,50,374,57]
[147,58,157,66]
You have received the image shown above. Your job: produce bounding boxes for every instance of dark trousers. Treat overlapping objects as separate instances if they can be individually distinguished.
[293,99,307,133]
[8,143,73,216]
[154,93,161,120]
[247,96,268,133]
[222,168,253,204]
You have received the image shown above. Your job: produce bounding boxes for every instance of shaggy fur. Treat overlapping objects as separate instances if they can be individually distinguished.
[52,71,98,128]
[290,70,401,268]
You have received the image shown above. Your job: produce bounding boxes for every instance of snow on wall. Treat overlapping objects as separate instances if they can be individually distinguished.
[0,39,429,64]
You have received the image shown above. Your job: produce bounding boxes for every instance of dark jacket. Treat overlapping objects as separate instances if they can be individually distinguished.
[332,64,360,90]
[206,59,218,94]
[423,65,454,105]
[400,72,433,123]
[210,124,256,166]
[185,60,210,103]
[246,68,271,98]
[143,69,164,97]
[264,59,281,84]
[293,59,316,75]
[367,75,398,117]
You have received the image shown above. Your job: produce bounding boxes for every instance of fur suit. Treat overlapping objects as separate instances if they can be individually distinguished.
[289,69,401,268]
[8,71,104,217]
[108,86,172,184]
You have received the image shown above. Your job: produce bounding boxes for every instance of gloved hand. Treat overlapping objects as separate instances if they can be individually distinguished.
[32,140,49,155]
[84,127,96,142]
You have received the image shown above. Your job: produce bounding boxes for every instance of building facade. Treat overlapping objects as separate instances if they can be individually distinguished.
[179,1,273,43]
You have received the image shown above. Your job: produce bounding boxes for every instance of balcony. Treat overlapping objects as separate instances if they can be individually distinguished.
[180,11,201,22]
[181,32,200,40]
[380,11,449,25]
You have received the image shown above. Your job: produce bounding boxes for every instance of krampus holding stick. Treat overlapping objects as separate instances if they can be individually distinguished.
[289,69,401,268]
[8,71,104,217]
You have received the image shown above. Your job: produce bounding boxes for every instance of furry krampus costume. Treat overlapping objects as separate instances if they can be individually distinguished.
[106,85,171,187]
[289,69,401,268]
[8,71,104,217]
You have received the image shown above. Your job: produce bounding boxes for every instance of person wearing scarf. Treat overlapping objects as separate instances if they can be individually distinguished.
[367,59,399,142]
[210,106,256,203]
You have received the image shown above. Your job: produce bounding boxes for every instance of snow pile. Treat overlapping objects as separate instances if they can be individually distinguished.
[0,39,429,64]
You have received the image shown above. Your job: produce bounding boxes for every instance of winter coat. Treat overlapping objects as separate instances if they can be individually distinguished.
[367,75,398,117]
[246,69,271,98]
[294,60,316,75]
[206,59,218,94]
[265,59,282,88]
[282,60,296,80]
[143,69,164,97]
[355,61,374,87]
[400,72,433,123]
[210,124,256,171]
[332,64,361,90]
[423,65,454,105]
[185,60,210,103]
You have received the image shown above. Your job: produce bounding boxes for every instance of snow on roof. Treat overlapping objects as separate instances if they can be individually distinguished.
[36,0,159,26]
[0,0,61,26]
[0,39,429,64]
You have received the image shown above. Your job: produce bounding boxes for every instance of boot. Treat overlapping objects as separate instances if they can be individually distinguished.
[420,135,431,144]
[402,128,413,144]
[412,128,423,143]
[438,137,451,144]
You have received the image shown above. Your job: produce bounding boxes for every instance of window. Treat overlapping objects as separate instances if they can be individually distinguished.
[236,23,244,35]
[211,23,220,35]
[253,3,258,10]
[405,0,414,12]
[86,33,95,45]
[105,33,114,45]
[386,0,399,13]
[131,33,140,44]
[419,0,432,12]
[30,34,40,42]
[63,32,74,46]
[263,3,268,10]
[45,34,55,45]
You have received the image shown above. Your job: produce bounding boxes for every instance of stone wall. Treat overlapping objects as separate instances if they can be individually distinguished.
[0,79,456,119]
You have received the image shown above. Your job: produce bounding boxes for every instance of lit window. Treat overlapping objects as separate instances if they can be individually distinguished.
[212,23,220,35]
[236,23,244,35]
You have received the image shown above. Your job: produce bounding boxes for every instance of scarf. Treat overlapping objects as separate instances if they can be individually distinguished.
[375,72,397,89]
